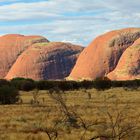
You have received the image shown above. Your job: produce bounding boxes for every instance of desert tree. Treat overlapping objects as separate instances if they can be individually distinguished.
[48,87,79,128]
[89,101,140,140]
[31,89,40,105]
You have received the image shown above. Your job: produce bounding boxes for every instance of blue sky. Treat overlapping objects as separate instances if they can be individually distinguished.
[0,0,140,46]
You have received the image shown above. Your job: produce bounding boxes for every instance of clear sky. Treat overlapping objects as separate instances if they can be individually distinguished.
[0,0,140,46]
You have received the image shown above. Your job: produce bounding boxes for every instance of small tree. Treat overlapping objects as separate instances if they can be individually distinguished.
[48,88,78,127]
[31,89,40,105]
[0,85,19,104]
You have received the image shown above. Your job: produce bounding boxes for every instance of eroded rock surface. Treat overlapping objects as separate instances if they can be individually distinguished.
[0,34,48,78]
[5,42,83,80]
[68,28,140,80]
[107,38,140,80]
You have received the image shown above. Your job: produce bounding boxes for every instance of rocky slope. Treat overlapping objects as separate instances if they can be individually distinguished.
[107,38,140,80]
[0,34,48,78]
[1,28,140,81]
[68,28,140,80]
[5,42,83,80]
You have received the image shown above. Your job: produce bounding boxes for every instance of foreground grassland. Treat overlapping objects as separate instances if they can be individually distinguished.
[0,88,140,140]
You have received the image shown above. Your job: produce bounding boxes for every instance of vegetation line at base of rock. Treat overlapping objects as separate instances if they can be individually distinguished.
[0,77,139,92]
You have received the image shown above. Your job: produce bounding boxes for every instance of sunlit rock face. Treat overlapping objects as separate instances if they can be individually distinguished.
[5,42,83,80]
[0,34,48,78]
[107,38,140,80]
[68,28,140,80]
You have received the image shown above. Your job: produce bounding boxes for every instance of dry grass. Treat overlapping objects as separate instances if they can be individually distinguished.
[0,88,139,140]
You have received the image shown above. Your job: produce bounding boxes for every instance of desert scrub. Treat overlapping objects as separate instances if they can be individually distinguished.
[15,116,27,123]
[0,85,19,104]
[34,42,49,47]
[109,31,140,47]
[28,37,49,44]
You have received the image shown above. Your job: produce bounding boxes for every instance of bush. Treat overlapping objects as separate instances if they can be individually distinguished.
[9,77,140,91]
[20,80,35,91]
[57,81,75,91]
[111,80,123,87]
[94,78,112,90]
[36,80,56,90]
[122,80,139,90]
[11,78,35,91]
[35,80,47,90]
[36,80,81,91]
[80,80,94,89]
[11,77,27,89]
[0,79,10,87]
[0,85,19,104]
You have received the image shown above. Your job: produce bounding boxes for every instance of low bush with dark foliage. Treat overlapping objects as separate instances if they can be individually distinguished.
[0,85,19,104]
[0,79,10,87]
[20,80,35,91]
[36,80,56,90]
[12,78,140,91]
[93,77,112,91]
[122,79,140,90]
[11,78,35,91]
[0,78,139,92]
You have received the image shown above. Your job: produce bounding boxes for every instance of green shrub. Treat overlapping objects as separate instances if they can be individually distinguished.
[11,77,35,91]
[20,80,35,91]
[0,85,19,104]
[9,77,140,91]
[11,77,27,89]
[36,80,56,90]
[57,81,75,91]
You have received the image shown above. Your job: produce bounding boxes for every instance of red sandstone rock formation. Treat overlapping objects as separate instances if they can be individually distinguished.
[107,38,140,80]
[68,28,140,80]
[0,34,48,78]
[5,42,83,80]
[1,28,140,81]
